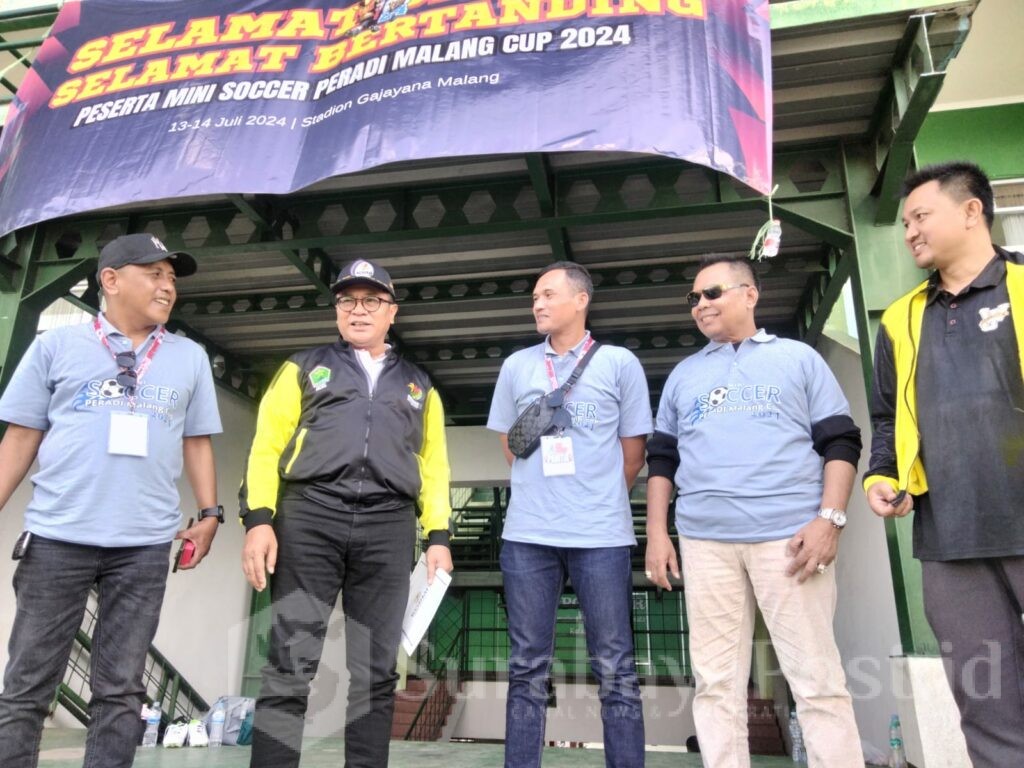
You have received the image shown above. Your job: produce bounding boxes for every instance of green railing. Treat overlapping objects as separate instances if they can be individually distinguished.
[54,589,209,729]
[449,485,675,573]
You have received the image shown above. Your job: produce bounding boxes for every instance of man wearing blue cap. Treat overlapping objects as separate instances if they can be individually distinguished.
[240,258,452,768]
[0,233,223,768]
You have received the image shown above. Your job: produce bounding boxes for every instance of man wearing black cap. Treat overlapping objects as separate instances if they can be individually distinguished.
[0,234,223,767]
[239,258,452,768]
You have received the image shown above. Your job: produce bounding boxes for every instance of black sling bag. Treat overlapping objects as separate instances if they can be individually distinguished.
[505,342,602,459]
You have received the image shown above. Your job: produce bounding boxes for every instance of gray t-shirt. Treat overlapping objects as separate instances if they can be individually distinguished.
[487,334,652,548]
[0,314,222,547]
[656,331,851,542]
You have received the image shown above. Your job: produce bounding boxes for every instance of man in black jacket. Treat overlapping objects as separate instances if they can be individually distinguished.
[865,162,1024,767]
[240,259,452,768]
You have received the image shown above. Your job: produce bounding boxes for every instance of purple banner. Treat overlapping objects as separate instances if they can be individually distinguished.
[0,0,772,236]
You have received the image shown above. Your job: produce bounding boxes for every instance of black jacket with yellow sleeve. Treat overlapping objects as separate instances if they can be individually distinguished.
[239,340,451,545]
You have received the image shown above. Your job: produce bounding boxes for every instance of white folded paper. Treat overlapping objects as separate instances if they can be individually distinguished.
[400,553,452,655]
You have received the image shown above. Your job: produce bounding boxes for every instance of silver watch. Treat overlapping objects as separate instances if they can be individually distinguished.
[818,508,847,529]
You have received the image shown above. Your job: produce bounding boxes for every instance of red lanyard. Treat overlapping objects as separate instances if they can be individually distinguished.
[544,335,595,390]
[93,317,165,389]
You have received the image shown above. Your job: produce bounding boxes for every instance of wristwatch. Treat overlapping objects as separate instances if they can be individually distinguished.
[818,508,847,529]
[198,505,225,524]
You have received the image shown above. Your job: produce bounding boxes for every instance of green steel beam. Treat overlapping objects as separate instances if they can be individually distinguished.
[0,37,44,53]
[873,15,964,224]
[227,194,338,300]
[796,247,857,347]
[0,226,94,394]
[46,151,852,264]
[526,153,572,262]
[241,587,272,698]
[162,199,764,256]
[772,202,854,250]
[0,4,59,29]
[769,0,975,30]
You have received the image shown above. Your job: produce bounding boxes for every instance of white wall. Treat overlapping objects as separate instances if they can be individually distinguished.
[816,334,904,757]
[0,385,257,724]
[447,425,511,485]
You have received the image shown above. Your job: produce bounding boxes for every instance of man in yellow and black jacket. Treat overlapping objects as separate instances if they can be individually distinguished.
[865,162,1024,767]
[239,258,452,768]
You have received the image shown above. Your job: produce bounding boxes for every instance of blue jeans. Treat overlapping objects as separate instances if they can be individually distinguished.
[0,535,170,768]
[500,541,644,768]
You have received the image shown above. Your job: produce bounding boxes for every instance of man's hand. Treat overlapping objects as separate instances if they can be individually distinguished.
[645,531,681,591]
[242,525,278,591]
[786,518,841,583]
[426,544,453,584]
[866,481,913,518]
[174,516,218,570]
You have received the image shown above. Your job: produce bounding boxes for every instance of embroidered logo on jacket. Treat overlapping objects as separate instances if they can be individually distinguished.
[407,382,424,409]
[978,303,1011,332]
[309,366,332,391]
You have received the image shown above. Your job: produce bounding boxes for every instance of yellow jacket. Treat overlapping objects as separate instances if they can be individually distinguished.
[864,249,1024,495]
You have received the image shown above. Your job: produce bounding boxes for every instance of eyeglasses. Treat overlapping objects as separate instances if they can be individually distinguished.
[115,351,137,395]
[334,295,395,313]
[686,283,750,308]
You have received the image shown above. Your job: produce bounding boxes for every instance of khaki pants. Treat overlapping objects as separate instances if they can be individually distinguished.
[680,535,863,768]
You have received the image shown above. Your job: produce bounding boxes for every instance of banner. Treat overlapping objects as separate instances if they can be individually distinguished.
[0,0,772,237]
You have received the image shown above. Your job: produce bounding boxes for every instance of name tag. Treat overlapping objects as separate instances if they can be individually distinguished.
[108,412,149,457]
[541,435,576,477]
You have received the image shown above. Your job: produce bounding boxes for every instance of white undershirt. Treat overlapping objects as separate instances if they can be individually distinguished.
[354,345,390,393]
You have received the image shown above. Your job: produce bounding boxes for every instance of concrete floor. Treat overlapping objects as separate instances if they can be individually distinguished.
[37,729,810,767]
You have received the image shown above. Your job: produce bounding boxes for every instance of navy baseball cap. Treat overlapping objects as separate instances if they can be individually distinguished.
[97,234,197,278]
[330,259,396,297]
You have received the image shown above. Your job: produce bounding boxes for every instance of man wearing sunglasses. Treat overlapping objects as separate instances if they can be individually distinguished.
[646,255,864,766]
[239,258,452,768]
[0,233,223,768]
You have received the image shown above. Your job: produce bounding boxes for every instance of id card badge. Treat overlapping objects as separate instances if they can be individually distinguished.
[540,435,576,477]
[108,412,149,457]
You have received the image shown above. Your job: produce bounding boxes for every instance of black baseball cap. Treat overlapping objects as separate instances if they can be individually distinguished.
[330,259,396,297]
[97,234,197,278]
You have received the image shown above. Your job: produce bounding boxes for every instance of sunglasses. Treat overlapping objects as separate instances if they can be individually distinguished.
[115,351,137,395]
[686,283,750,308]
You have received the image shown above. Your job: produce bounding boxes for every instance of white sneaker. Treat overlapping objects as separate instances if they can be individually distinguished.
[162,721,188,748]
[187,719,209,747]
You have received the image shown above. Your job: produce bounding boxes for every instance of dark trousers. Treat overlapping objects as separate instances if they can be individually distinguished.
[0,535,170,768]
[250,497,415,768]
[922,557,1024,768]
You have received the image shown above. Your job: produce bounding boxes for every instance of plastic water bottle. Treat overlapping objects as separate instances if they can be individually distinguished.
[761,219,782,258]
[889,714,908,768]
[788,711,806,763]
[141,703,160,748]
[209,701,226,747]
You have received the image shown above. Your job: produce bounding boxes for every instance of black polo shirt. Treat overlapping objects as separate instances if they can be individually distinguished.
[913,251,1024,561]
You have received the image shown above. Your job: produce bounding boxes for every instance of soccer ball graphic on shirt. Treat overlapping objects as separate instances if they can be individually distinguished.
[707,386,729,408]
[98,378,126,399]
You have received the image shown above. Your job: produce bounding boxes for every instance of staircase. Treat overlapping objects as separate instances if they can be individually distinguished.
[747,697,786,756]
[55,589,209,731]
[391,675,457,740]
[449,488,504,570]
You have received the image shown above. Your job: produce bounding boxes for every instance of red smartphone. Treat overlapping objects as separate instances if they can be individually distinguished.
[173,518,195,572]
[174,540,196,572]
